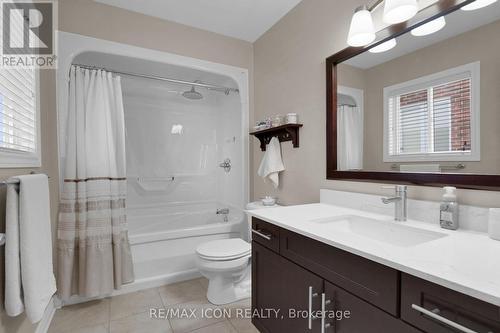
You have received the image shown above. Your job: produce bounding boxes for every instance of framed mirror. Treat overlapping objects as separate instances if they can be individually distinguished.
[326,0,500,189]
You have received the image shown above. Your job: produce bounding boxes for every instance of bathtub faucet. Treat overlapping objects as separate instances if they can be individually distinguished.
[216,208,230,222]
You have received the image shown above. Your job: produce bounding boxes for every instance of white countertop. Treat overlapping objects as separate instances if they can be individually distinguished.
[248,203,500,306]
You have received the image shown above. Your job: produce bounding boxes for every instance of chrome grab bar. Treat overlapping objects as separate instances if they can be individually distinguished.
[321,293,332,333]
[251,229,272,241]
[308,286,319,329]
[135,176,175,182]
[411,304,479,333]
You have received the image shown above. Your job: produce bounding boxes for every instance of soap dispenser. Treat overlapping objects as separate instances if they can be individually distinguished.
[440,186,459,230]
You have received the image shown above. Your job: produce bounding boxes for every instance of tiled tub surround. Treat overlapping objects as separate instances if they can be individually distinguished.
[247,189,500,307]
[48,278,257,333]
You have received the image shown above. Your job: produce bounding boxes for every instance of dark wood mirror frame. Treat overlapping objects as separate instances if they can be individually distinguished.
[326,0,500,190]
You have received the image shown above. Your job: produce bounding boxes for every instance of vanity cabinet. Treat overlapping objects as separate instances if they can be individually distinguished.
[251,217,500,333]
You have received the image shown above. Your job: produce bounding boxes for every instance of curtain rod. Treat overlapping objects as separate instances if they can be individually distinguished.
[71,64,239,95]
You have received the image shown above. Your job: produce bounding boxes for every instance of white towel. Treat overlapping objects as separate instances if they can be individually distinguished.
[257,137,285,188]
[5,175,56,323]
[5,183,23,317]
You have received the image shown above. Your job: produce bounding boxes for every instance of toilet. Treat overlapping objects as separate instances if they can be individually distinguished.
[196,201,279,305]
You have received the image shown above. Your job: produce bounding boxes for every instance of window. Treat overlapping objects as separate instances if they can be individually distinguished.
[384,62,479,162]
[0,68,40,167]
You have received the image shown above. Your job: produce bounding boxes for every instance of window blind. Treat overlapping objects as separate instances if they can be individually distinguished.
[388,78,471,157]
[0,68,37,153]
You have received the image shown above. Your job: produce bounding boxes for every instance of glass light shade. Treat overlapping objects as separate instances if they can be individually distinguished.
[347,6,376,47]
[369,38,397,53]
[383,0,419,24]
[411,16,446,36]
[461,0,498,11]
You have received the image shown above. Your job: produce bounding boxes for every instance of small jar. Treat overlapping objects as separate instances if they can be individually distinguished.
[271,115,284,127]
[286,113,298,124]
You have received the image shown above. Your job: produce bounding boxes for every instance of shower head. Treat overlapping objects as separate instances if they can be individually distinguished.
[182,86,203,100]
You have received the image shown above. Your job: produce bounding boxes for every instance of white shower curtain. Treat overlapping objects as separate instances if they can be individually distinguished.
[57,66,134,300]
[337,105,363,171]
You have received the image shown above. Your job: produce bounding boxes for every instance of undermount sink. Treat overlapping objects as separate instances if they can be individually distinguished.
[310,215,447,247]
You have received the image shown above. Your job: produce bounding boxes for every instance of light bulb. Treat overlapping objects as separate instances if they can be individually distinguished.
[347,6,376,47]
[461,0,498,11]
[383,0,419,24]
[369,39,397,53]
[411,16,446,36]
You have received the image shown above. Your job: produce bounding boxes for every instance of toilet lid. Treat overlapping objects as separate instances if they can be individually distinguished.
[196,239,251,261]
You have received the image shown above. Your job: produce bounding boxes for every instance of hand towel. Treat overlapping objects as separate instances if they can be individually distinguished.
[488,208,500,241]
[5,175,56,323]
[5,183,23,317]
[257,137,285,188]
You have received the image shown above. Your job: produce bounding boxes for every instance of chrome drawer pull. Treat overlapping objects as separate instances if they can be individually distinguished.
[321,293,332,333]
[411,304,478,333]
[252,229,272,241]
[308,286,319,329]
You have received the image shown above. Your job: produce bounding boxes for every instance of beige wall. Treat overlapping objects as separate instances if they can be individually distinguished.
[1,1,254,332]
[338,20,500,173]
[252,0,500,208]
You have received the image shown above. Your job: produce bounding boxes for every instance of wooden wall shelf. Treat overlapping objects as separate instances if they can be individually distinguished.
[250,124,303,151]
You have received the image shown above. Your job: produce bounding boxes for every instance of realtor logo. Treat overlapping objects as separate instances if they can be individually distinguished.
[1,0,57,68]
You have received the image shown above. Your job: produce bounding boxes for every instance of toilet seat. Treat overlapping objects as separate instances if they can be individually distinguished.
[196,238,251,261]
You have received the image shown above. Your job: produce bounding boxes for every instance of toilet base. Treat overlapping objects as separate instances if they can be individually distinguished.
[206,264,251,305]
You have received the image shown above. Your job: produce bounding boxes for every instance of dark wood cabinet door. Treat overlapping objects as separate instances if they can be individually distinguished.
[324,281,422,333]
[252,241,324,333]
[279,254,324,333]
[252,242,284,333]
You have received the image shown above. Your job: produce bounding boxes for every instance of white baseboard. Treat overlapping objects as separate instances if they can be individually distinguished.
[35,296,57,333]
[61,269,202,307]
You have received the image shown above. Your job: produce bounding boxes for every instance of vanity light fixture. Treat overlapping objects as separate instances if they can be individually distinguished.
[347,5,376,47]
[383,0,419,24]
[411,16,446,36]
[461,0,498,11]
[369,38,397,53]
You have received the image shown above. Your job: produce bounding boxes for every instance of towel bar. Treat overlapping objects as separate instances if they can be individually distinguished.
[0,174,50,187]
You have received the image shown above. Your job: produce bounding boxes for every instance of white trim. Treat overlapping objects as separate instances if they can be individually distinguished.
[34,296,57,333]
[383,62,480,163]
[0,70,42,168]
[56,31,250,212]
[60,269,201,307]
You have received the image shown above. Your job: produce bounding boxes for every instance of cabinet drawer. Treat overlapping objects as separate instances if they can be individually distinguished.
[280,229,399,316]
[252,218,280,253]
[325,281,422,333]
[401,273,500,333]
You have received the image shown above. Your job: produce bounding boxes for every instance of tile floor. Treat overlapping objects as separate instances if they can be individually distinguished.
[48,278,259,333]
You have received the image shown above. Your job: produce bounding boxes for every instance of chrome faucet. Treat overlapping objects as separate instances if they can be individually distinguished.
[381,185,408,222]
[216,208,230,222]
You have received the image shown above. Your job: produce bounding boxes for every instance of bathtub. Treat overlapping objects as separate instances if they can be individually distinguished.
[122,203,245,293]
